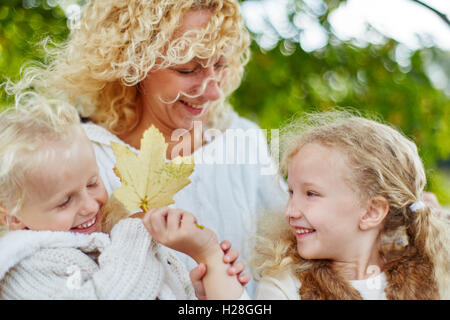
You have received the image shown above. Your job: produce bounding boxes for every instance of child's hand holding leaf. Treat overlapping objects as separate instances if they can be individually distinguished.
[143,207,220,263]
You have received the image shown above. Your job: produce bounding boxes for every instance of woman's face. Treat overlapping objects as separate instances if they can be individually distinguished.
[139,9,225,132]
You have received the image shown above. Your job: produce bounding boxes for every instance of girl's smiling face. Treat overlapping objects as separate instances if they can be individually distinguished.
[285,143,369,261]
[11,132,108,234]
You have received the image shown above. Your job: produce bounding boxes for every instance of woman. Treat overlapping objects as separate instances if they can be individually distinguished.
[15,0,287,296]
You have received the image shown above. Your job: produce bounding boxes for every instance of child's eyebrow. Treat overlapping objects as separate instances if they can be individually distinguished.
[301,182,320,188]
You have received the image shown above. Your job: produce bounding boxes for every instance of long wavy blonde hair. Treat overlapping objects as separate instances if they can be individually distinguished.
[250,110,450,298]
[8,0,250,135]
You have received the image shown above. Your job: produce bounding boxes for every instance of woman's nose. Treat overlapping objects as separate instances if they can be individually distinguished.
[201,67,221,101]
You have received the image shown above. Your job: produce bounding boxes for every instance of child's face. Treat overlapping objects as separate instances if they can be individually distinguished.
[14,133,108,234]
[285,143,368,261]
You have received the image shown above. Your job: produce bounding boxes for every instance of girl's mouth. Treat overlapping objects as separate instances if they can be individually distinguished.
[71,214,98,233]
[294,227,316,239]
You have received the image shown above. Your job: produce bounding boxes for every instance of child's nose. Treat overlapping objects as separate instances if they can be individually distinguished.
[79,194,99,216]
[284,202,303,220]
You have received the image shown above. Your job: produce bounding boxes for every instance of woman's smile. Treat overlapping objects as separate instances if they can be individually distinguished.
[179,99,208,115]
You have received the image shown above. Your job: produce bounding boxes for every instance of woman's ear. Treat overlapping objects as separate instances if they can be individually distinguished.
[359,196,389,231]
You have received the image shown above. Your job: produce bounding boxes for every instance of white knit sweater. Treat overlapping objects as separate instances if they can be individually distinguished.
[82,112,288,297]
[0,218,196,300]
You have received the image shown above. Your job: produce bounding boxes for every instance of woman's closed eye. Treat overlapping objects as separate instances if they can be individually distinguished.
[214,61,226,70]
[176,68,197,75]
[173,63,199,75]
[175,61,226,75]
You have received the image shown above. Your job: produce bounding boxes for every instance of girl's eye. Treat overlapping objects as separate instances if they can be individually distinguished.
[306,191,318,197]
[288,189,293,197]
[87,177,98,188]
[57,196,71,209]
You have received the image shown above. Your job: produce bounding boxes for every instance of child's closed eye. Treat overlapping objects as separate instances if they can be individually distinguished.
[306,190,319,197]
[57,196,71,209]
[87,176,98,188]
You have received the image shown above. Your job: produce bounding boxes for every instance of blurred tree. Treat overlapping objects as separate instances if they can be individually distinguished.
[0,0,68,107]
[0,0,449,203]
[232,0,450,204]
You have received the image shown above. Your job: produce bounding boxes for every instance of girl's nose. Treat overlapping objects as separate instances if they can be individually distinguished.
[79,193,99,217]
[284,201,303,220]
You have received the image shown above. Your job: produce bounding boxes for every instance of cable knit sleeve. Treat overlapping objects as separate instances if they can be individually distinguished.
[0,219,164,299]
[91,218,163,299]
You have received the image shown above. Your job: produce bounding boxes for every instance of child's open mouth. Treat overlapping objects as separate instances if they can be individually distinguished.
[71,214,98,233]
[294,227,316,238]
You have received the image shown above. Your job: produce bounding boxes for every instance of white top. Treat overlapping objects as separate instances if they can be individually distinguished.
[254,269,388,300]
[0,218,196,299]
[82,113,288,297]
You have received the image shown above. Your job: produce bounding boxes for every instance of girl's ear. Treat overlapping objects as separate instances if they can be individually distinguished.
[0,206,26,230]
[359,196,389,231]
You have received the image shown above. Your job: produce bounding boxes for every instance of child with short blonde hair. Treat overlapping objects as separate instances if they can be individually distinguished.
[0,94,245,299]
[251,110,450,299]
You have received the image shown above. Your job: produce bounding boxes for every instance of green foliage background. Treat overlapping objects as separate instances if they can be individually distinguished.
[1,0,449,204]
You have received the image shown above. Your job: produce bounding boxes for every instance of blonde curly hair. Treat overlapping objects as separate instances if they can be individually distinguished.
[250,110,450,298]
[8,0,250,136]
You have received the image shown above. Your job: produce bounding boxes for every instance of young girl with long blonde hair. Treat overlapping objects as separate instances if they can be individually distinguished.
[251,110,450,299]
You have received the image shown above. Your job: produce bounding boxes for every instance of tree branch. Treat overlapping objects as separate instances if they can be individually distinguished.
[410,0,450,27]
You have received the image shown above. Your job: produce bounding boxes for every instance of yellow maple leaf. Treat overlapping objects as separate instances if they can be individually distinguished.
[111,125,195,214]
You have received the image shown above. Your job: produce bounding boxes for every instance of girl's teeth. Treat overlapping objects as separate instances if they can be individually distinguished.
[75,217,96,229]
[296,228,315,234]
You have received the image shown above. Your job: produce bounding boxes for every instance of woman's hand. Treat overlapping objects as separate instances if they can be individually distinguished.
[189,240,250,300]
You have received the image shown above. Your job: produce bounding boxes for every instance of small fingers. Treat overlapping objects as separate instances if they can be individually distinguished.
[143,207,169,235]
[166,209,183,233]
[189,263,207,300]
